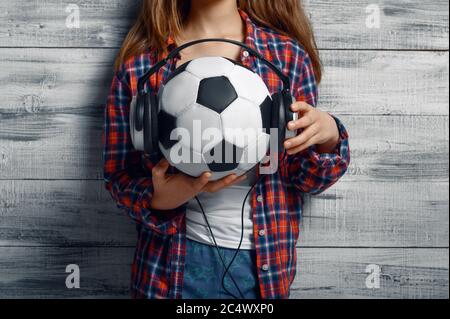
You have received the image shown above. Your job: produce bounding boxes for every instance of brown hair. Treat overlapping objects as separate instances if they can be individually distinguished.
[115,0,322,83]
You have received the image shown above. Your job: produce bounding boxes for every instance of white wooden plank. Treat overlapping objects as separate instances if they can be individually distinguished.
[0,0,140,48]
[0,180,136,247]
[0,180,447,247]
[345,115,449,182]
[0,0,448,50]
[291,248,449,299]
[0,48,114,114]
[320,51,449,116]
[0,247,447,299]
[0,113,104,180]
[301,181,449,248]
[304,0,449,50]
[0,246,133,299]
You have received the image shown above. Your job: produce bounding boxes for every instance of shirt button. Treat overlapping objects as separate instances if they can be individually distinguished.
[257,195,263,203]
[259,229,266,237]
[262,264,269,272]
[242,50,250,58]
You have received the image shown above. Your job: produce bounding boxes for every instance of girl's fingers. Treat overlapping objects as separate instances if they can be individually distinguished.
[287,136,317,155]
[284,125,318,149]
[206,174,239,193]
[228,174,247,187]
[190,172,212,192]
[203,174,247,193]
[201,174,235,193]
[291,101,312,114]
[288,115,314,131]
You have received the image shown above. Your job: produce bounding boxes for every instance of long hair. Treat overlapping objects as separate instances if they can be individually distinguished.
[115,0,322,83]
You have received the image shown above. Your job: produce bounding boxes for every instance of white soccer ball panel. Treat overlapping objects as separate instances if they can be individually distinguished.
[186,57,235,79]
[228,65,271,106]
[176,104,223,154]
[238,133,270,172]
[160,71,199,117]
[221,98,263,149]
[160,142,207,175]
[173,156,211,178]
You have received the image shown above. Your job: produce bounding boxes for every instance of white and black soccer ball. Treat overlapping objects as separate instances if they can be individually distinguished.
[158,57,272,181]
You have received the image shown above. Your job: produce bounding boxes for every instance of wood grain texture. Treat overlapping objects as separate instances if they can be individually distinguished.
[304,0,449,50]
[0,0,448,50]
[300,181,449,248]
[0,180,447,248]
[0,0,140,48]
[0,180,136,247]
[0,49,448,116]
[0,247,447,299]
[0,48,113,115]
[290,248,449,299]
[0,246,133,299]
[320,51,449,116]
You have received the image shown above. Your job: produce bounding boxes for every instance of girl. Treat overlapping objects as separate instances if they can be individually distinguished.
[103,0,350,299]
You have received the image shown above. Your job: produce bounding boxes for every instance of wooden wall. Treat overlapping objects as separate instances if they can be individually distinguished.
[0,0,448,299]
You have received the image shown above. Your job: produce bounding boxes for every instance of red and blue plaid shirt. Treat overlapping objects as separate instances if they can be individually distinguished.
[103,10,350,299]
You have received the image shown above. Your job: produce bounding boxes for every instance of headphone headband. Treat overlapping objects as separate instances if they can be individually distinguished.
[137,38,291,95]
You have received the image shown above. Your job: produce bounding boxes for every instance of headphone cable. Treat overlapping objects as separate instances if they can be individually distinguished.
[220,175,263,299]
[195,172,264,299]
[195,196,244,299]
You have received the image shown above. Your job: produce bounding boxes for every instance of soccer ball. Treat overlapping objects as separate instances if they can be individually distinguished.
[158,57,272,181]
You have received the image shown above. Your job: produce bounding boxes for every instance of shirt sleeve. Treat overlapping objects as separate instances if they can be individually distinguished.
[287,48,351,195]
[102,66,182,235]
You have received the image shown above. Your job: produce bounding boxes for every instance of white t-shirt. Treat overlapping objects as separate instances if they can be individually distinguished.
[185,170,257,250]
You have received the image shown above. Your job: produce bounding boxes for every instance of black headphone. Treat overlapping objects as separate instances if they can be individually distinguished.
[130,38,297,158]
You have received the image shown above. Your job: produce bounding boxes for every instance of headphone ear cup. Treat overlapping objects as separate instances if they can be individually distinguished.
[283,92,297,141]
[151,95,160,154]
[143,94,159,156]
[130,95,145,151]
[271,92,297,152]
[271,93,284,150]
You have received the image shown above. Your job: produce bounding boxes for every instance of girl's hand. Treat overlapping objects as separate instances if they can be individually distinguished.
[150,159,246,210]
[284,102,340,155]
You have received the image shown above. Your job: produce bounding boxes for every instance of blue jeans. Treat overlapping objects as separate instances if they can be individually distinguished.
[182,238,261,299]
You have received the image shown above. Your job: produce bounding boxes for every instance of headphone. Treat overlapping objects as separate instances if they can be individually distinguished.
[130,38,298,158]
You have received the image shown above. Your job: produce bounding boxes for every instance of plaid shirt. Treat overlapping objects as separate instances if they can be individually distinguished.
[103,10,350,299]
